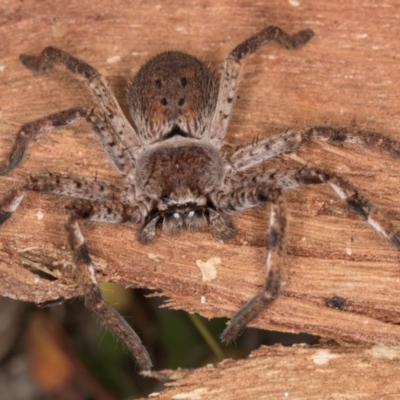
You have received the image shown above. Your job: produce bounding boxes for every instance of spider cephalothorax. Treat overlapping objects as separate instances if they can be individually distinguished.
[2,25,400,371]
[135,137,229,242]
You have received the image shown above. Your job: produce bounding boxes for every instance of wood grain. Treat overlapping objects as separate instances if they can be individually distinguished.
[1,0,400,396]
[140,344,400,399]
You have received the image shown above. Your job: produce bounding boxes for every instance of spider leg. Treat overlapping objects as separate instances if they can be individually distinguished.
[0,174,133,225]
[0,179,149,369]
[216,165,400,343]
[229,126,400,171]
[1,107,87,175]
[208,26,314,147]
[20,47,143,166]
[212,185,286,343]
[0,107,136,176]
[240,165,400,248]
[64,200,150,370]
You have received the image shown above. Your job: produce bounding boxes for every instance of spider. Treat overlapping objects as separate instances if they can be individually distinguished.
[1,25,400,371]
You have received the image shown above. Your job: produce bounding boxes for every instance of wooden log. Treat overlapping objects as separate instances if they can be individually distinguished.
[140,344,400,399]
[0,0,400,396]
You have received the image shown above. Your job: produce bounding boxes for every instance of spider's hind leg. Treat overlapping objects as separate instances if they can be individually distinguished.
[20,46,143,162]
[209,25,314,147]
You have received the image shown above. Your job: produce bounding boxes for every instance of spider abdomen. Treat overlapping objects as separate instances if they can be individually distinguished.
[128,51,218,142]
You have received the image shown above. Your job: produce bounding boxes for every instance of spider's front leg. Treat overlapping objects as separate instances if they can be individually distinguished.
[209,25,314,147]
[212,184,287,343]
[65,199,152,370]
[0,178,151,369]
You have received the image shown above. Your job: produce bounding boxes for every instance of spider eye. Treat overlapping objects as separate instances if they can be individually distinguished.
[155,79,162,88]
[173,213,180,219]
[187,211,195,218]
[161,98,168,106]
[180,77,187,87]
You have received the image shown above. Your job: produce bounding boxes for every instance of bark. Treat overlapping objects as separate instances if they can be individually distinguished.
[1,0,400,398]
[140,344,400,399]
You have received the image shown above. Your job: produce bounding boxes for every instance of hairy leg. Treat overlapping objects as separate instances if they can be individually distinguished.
[208,26,314,147]
[229,126,400,171]
[213,185,286,343]
[0,107,136,176]
[235,166,400,248]
[0,174,137,225]
[65,200,150,370]
[1,108,88,175]
[0,183,149,368]
[214,164,400,342]
[20,47,143,168]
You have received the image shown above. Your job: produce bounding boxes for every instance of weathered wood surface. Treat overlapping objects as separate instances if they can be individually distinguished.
[140,344,400,399]
[1,0,400,397]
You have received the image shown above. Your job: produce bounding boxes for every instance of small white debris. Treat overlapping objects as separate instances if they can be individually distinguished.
[355,33,368,40]
[367,344,400,360]
[34,277,40,283]
[345,247,352,255]
[196,257,221,282]
[284,393,290,397]
[148,253,160,262]
[301,237,306,242]
[267,54,276,60]
[106,55,121,64]
[36,211,44,220]
[148,392,160,397]
[172,388,208,399]
[176,26,188,34]
[200,296,206,304]
[288,0,300,6]
[311,349,340,365]
[0,65,4,72]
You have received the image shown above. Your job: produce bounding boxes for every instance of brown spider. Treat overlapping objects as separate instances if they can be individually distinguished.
[1,25,400,371]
